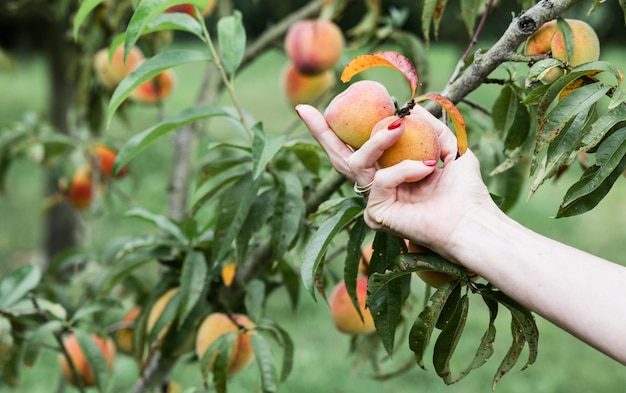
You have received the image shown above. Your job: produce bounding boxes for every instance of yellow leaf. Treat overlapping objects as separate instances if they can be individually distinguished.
[341,51,418,97]
[221,263,237,287]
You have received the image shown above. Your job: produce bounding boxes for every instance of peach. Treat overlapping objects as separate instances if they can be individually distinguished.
[59,334,116,387]
[283,64,335,106]
[371,114,440,169]
[146,288,179,337]
[525,19,599,82]
[115,307,140,354]
[285,19,344,75]
[324,80,396,148]
[359,244,373,275]
[195,313,254,375]
[130,70,175,103]
[91,144,127,179]
[166,0,216,17]
[94,46,144,89]
[330,276,376,334]
[67,168,93,210]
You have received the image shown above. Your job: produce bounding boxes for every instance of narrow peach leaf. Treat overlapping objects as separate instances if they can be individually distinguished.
[341,51,418,97]
[415,93,468,154]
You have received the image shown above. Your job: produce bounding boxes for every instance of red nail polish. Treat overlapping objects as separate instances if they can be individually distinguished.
[387,118,403,130]
[424,160,437,166]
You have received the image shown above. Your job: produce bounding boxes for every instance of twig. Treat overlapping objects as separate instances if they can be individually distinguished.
[506,53,549,63]
[483,78,507,85]
[460,98,491,116]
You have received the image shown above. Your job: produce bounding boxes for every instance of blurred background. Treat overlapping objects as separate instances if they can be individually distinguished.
[0,0,625,392]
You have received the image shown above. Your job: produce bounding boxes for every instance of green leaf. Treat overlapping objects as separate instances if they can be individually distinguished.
[421,0,437,45]
[256,320,294,382]
[147,291,180,343]
[0,264,41,309]
[579,104,626,152]
[212,173,260,263]
[492,319,525,390]
[192,163,251,215]
[344,218,368,322]
[245,279,266,321]
[279,260,300,310]
[556,18,574,64]
[107,50,211,127]
[619,0,626,24]
[492,85,530,151]
[97,255,153,295]
[72,298,121,321]
[252,333,279,393]
[450,295,498,383]
[537,82,610,150]
[301,198,364,299]
[433,295,469,384]
[251,123,286,180]
[286,141,321,175]
[558,128,626,217]
[177,251,208,327]
[236,190,276,261]
[368,232,405,274]
[124,0,206,61]
[435,282,461,329]
[217,10,246,76]
[460,0,481,36]
[75,331,110,393]
[125,207,188,244]
[200,332,235,391]
[408,282,457,368]
[367,268,411,355]
[271,172,305,258]
[526,58,564,87]
[23,321,62,367]
[73,0,104,40]
[432,0,448,39]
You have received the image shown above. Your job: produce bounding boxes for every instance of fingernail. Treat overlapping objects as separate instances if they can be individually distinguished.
[294,105,303,120]
[387,118,403,130]
[424,160,438,166]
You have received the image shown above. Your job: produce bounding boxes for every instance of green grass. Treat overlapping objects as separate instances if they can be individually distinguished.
[1,43,626,392]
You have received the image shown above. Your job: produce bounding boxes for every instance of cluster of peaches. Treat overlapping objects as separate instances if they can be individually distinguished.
[282,19,344,106]
[59,288,253,388]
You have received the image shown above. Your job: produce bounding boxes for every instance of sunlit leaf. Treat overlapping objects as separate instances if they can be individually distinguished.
[217,11,246,75]
[0,265,41,309]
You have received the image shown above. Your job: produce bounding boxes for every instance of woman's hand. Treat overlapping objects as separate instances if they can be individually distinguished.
[295,104,497,260]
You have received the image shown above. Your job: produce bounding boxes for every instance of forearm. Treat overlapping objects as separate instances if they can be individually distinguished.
[449,207,626,365]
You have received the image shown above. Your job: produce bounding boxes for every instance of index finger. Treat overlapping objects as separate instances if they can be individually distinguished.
[411,104,458,165]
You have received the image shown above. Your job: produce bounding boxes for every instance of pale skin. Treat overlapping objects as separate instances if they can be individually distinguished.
[296,103,626,365]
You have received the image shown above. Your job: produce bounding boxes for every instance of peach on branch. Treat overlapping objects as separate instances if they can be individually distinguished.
[146,288,179,337]
[285,19,344,75]
[59,334,116,387]
[324,80,396,148]
[371,114,440,170]
[91,144,127,178]
[330,276,376,334]
[130,70,175,103]
[115,307,140,354]
[67,168,93,210]
[195,313,254,375]
[283,63,335,106]
[166,0,216,17]
[94,46,144,89]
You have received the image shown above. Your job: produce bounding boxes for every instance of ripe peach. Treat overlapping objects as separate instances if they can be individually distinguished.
[166,0,216,17]
[130,70,175,103]
[59,334,116,387]
[359,244,373,275]
[371,114,440,169]
[330,276,376,334]
[525,19,599,82]
[283,64,335,106]
[195,313,254,375]
[67,168,93,210]
[285,19,344,75]
[94,46,144,89]
[324,80,396,148]
[146,288,179,337]
[91,144,127,179]
[115,307,140,354]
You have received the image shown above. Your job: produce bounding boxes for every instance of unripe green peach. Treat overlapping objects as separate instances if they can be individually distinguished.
[330,277,376,334]
[195,313,254,375]
[371,114,440,170]
[285,19,344,75]
[283,63,335,106]
[324,80,396,148]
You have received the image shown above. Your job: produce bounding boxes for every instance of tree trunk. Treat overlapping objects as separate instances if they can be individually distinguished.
[43,21,78,267]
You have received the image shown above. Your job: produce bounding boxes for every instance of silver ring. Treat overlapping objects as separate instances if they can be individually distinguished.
[353,180,374,197]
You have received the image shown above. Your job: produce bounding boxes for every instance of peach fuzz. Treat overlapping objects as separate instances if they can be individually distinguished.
[283,64,335,106]
[324,80,396,148]
[330,276,376,334]
[285,19,344,75]
[195,313,255,375]
[371,114,440,170]
[59,334,116,387]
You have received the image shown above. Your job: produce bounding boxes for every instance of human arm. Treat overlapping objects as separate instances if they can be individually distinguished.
[295,103,626,365]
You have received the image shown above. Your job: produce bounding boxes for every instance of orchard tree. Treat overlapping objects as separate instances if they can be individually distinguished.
[0,0,625,392]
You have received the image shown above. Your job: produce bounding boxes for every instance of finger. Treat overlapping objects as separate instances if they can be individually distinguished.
[349,121,405,185]
[368,160,436,205]
[411,105,458,165]
[295,104,352,177]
